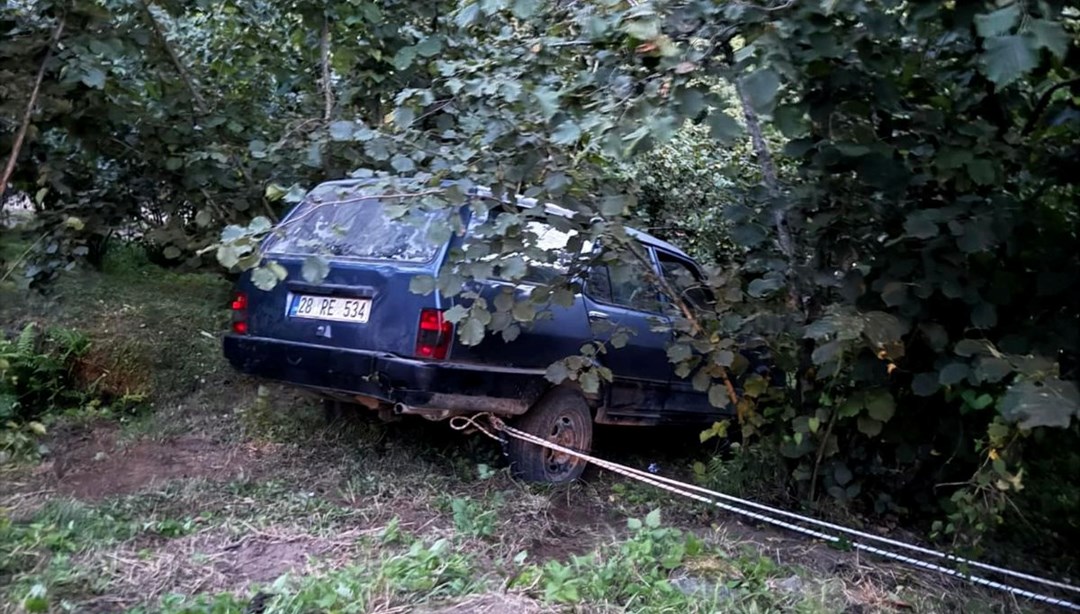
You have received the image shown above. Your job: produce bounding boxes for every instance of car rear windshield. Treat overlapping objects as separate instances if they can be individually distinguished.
[265,187,448,263]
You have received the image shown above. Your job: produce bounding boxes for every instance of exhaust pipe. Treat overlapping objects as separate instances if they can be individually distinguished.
[393,403,408,415]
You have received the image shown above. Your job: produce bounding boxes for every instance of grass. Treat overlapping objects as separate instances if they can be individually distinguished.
[0,240,1058,613]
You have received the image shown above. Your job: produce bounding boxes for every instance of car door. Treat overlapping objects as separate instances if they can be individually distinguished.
[654,250,729,421]
[582,248,672,420]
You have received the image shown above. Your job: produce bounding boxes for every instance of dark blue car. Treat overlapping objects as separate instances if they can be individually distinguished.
[224,179,746,482]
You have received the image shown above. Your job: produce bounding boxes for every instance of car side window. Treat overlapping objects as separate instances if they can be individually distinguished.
[585,264,613,303]
[465,208,591,285]
[586,256,663,313]
[657,253,713,312]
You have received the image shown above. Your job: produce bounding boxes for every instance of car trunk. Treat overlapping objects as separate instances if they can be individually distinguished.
[238,184,456,358]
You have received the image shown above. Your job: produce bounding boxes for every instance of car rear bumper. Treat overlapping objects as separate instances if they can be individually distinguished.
[223,335,542,416]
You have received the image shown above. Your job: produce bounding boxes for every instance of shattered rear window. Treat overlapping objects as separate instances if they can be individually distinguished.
[265,186,451,263]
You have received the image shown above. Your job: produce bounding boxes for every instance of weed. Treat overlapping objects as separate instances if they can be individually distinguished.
[692,440,791,505]
[141,537,477,614]
[0,325,92,460]
[450,493,503,539]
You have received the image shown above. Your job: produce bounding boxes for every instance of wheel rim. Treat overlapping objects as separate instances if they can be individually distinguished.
[543,413,584,477]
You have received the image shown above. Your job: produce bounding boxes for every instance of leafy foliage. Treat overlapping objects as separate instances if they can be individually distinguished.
[4,0,1079,553]
[0,324,88,460]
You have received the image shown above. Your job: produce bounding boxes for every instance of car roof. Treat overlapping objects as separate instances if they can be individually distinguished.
[312,179,696,262]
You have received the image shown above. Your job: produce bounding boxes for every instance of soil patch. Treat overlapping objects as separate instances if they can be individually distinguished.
[418,592,552,614]
[43,424,260,500]
[527,490,619,562]
[78,527,360,611]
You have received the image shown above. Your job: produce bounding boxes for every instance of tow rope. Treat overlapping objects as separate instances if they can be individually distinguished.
[449,413,1080,611]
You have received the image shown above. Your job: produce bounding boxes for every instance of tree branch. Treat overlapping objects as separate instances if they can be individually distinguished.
[735,84,793,263]
[1022,78,1080,136]
[138,0,206,112]
[321,15,334,122]
[1,15,66,199]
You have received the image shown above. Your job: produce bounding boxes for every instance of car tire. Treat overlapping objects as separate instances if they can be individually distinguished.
[507,388,593,483]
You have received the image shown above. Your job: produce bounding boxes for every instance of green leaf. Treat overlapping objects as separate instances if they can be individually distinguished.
[500,256,527,280]
[1000,378,1080,429]
[391,154,415,173]
[23,584,48,613]
[692,368,711,392]
[708,383,729,408]
[195,210,212,227]
[443,304,470,324]
[251,266,278,290]
[392,46,416,71]
[511,0,539,19]
[545,361,570,384]
[974,4,1020,38]
[249,216,273,234]
[808,416,821,433]
[627,517,643,531]
[579,369,600,394]
[458,318,486,346]
[455,3,481,27]
[667,343,693,363]
[904,212,939,239]
[267,261,288,280]
[857,416,883,437]
[81,67,106,89]
[939,363,970,386]
[675,87,706,119]
[707,110,743,144]
[974,357,1012,383]
[217,245,239,268]
[502,325,521,342]
[494,290,514,312]
[329,120,355,141]
[833,464,853,486]
[551,121,581,145]
[301,256,330,283]
[730,223,768,249]
[980,35,1038,88]
[966,159,995,185]
[747,275,782,298]
[610,331,630,349]
[511,301,536,322]
[533,87,560,121]
[881,282,907,307]
[955,339,993,357]
[713,349,735,367]
[410,275,437,295]
[811,340,842,365]
[865,390,896,422]
[838,396,863,418]
[645,508,662,528]
[743,374,768,398]
[1029,19,1069,59]
[740,69,781,115]
[598,195,627,216]
[415,36,442,58]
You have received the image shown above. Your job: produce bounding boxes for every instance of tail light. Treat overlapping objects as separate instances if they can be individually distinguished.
[231,291,248,335]
[416,309,453,359]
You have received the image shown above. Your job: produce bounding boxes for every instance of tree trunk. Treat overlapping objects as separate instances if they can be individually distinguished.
[1,15,66,199]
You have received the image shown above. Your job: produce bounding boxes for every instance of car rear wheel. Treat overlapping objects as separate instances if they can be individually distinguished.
[507,389,593,483]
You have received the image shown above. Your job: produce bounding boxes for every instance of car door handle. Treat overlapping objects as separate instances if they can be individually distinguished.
[588,311,609,320]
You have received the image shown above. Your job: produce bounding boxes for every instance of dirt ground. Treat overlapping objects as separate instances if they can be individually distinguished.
[2,399,1055,613]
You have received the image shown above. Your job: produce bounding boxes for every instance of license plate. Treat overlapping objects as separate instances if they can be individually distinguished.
[289,294,371,323]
